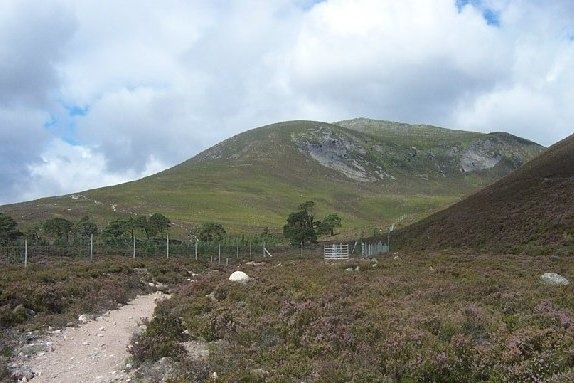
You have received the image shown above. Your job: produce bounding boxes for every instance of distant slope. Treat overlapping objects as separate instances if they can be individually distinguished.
[1,119,544,235]
[394,133,574,254]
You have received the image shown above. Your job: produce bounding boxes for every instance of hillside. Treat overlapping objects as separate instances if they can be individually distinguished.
[394,133,574,254]
[1,119,544,235]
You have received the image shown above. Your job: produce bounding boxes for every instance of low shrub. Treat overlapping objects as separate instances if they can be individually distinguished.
[144,254,574,382]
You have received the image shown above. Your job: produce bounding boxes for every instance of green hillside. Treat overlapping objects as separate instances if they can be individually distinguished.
[1,119,544,236]
[394,132,574,254]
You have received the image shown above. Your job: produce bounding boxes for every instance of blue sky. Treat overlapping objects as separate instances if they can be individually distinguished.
[0,0,573,204]
[456,0,500,26]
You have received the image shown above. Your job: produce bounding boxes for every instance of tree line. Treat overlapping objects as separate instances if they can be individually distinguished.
[1,200,342,247]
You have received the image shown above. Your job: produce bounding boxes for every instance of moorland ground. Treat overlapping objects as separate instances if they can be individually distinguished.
[3,251,571,382]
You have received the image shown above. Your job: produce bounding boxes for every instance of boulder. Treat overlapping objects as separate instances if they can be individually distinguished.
[540,273,570,286]
[229,271,250,284]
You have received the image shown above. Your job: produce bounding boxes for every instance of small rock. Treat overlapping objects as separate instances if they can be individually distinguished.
[540,273,570,286]
[19,342,53,355]
[78,314,93,323]
[155,282,169,291]
[245,261,265,266]
[9,365,34,381]
[251,368,269,378]
[229,271,249,284]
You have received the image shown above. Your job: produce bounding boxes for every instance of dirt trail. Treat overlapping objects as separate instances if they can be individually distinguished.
[25,292,167,383]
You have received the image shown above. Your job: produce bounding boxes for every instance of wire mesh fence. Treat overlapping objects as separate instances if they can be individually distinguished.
[0,235,395,267]
[0,239,328,267]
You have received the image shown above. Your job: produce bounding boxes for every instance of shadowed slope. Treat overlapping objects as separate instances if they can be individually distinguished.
[395,133,574,254]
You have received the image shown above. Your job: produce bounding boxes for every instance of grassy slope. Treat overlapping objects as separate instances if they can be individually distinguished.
[2,120,543,236]
[394,133,574,254]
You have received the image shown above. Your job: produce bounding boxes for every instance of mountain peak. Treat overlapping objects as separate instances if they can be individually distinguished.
[1,119,544,233]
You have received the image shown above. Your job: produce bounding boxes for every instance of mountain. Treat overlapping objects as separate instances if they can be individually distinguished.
[1,119,544,235]
[394,133,574,254]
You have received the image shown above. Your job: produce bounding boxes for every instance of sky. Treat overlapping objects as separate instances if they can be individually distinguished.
[1,0,573,205]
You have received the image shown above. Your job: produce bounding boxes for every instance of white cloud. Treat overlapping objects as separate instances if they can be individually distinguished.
[287,1,503,122]
[0,0,573,204]
[16,139,165,202]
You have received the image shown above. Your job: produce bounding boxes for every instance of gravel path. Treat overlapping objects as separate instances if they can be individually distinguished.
[26,292,167,383]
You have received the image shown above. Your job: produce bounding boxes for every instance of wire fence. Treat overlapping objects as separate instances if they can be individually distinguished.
[0,235,394,267]
[0,239,328,267]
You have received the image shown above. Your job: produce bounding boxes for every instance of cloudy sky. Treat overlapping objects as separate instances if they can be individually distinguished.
[1,0,573,205]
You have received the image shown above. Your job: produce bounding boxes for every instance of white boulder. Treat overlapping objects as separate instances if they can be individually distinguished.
[229,271,250,284]
[540,273,570,286]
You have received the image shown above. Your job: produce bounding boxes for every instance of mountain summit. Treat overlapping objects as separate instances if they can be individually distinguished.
[2,119,544,233]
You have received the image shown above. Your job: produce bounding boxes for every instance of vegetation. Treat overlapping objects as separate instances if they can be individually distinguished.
[42,217,73,244]
[317,213,342,236]
[130,253,574,382]
[194,222,227,242]
[283,201,318,245]
[74,216,98,239]
[283,202,343,245]
[0,213,20,245]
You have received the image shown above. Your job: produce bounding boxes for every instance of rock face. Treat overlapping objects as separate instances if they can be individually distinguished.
[292,120,543,183]
[540,273,570,286]
[229,271,250,284]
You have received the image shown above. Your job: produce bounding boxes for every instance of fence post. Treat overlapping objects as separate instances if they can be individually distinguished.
[263,242,266,257]
[166,234,169,258]
[236,240,239,259]
[226,257,229,266]
[218,243,221,264]
[300,241,303,257]
[133,236,136,258]
[24,239,28,268]
[90,234,93,261]
[249,241,252,258]
[195,240,198,260]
